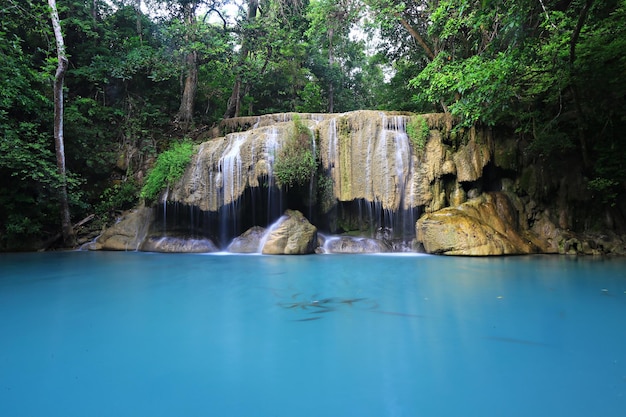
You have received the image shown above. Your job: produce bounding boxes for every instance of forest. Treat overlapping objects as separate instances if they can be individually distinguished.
[1,0,624,251]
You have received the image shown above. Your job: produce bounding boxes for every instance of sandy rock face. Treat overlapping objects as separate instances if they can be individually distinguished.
[227,226,266,253]
[261,210,318,255]
[415,192,543,255]
[93,207,153,251]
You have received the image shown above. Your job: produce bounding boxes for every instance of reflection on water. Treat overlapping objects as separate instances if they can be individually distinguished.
[0,252,625,417]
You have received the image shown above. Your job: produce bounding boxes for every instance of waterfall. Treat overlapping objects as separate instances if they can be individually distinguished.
[165,110,422,250]
[390,116,418,234]
[218,133,247,244]
[257,214,288,253]
[263,127,283,225]
[327,118,338,174]
[161,186,169,235]
[309,125,317,220]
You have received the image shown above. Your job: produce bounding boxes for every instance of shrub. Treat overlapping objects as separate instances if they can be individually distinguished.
[96,180,140,216]
[407,115,430,151]
[140,140,195,202]
[274,116,317,188]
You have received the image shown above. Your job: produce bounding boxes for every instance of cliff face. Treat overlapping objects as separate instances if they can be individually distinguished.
[95,110,625,255]
[169,110,493,216]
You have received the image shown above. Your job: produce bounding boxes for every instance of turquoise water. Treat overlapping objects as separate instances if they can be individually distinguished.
[1,252,625,417]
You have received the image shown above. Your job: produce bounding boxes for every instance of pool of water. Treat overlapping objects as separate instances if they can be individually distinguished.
[1,252,625,417]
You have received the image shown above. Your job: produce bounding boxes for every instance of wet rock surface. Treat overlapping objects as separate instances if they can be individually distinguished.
[261,210,318,255]
[92,207,153,251]
[140,236,218,253]
[227,226,266,253]
[416,192,543,256]
[322,236,390,253]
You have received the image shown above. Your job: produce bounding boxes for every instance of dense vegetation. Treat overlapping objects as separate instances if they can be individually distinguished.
[274,116,317,188]
[1,0,624,250]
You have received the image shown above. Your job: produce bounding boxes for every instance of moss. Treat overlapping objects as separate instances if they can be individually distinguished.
[407,115,430,151]
[338,116,352,197]
[274,115,317,188]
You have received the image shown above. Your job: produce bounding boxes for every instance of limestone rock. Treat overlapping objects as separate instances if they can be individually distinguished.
[227,226,266,253]
[415,192,541,255]
[140,236,218,253]
[261,210,318,255]
[323,236,390,253]
[93,207,153,251]
[452,128,492,182]
[449,185,467,207]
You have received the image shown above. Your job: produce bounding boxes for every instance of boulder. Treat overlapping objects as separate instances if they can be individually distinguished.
[227,226,266,253]
[415,192,542,255]
[261,210,318,254]
[323,236,390,253]
[92,207,153,251]
[140,236,218,253]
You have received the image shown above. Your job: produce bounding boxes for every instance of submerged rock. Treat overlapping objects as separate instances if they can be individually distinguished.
[93,207,153,251]
[415,192,543,256]
[261,210,318,255]
[227,226,266,253]
[140,236,218,253]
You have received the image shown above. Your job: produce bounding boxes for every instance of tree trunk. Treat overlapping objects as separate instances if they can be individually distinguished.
[176,2,198,127]
[135,0,143,44]
[224,0,258,119]
[177,50,198,126]
[328,27,334,113]
[568,0,594,171]
[48,0,75,247]
[395,12,435,61]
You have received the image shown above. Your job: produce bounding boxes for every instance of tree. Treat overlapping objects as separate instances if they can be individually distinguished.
[49,0,76,246]
[223,0,259,118]
[306,0,361,112]
[176,0,199,127]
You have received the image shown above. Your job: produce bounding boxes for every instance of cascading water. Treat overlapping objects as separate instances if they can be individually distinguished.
[388,115,417,236]
[218,133,247,244]
[263,127,283,225]
[163,111,422,251]
[349,113,417,241]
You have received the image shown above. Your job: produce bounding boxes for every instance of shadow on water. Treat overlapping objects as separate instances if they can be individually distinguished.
[273,291,425,322]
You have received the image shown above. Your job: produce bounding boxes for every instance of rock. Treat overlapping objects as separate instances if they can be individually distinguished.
[415,192,542,255]
[93,207,153,251]
[140,236,218,253]
[261,210,318,254]
[452,127,492,182]
[449,184,467,207]
[227,226,266,253]
[323,236,390,253]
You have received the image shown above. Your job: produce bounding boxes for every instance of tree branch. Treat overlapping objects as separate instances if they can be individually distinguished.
[395,12,435,61]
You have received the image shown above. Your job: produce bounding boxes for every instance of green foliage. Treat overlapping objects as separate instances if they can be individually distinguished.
[274,117,317,188]
[140,141,195,202]
[296,82,325,113]
[96,181,140,217]
[588,178,619,206]
[411,52,519,127]
[406,115,430,151]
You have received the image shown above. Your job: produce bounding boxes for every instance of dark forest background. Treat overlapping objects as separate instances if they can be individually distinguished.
[1,0,624,250]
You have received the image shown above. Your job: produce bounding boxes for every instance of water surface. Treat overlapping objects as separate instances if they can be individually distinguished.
[1,252,625,416]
